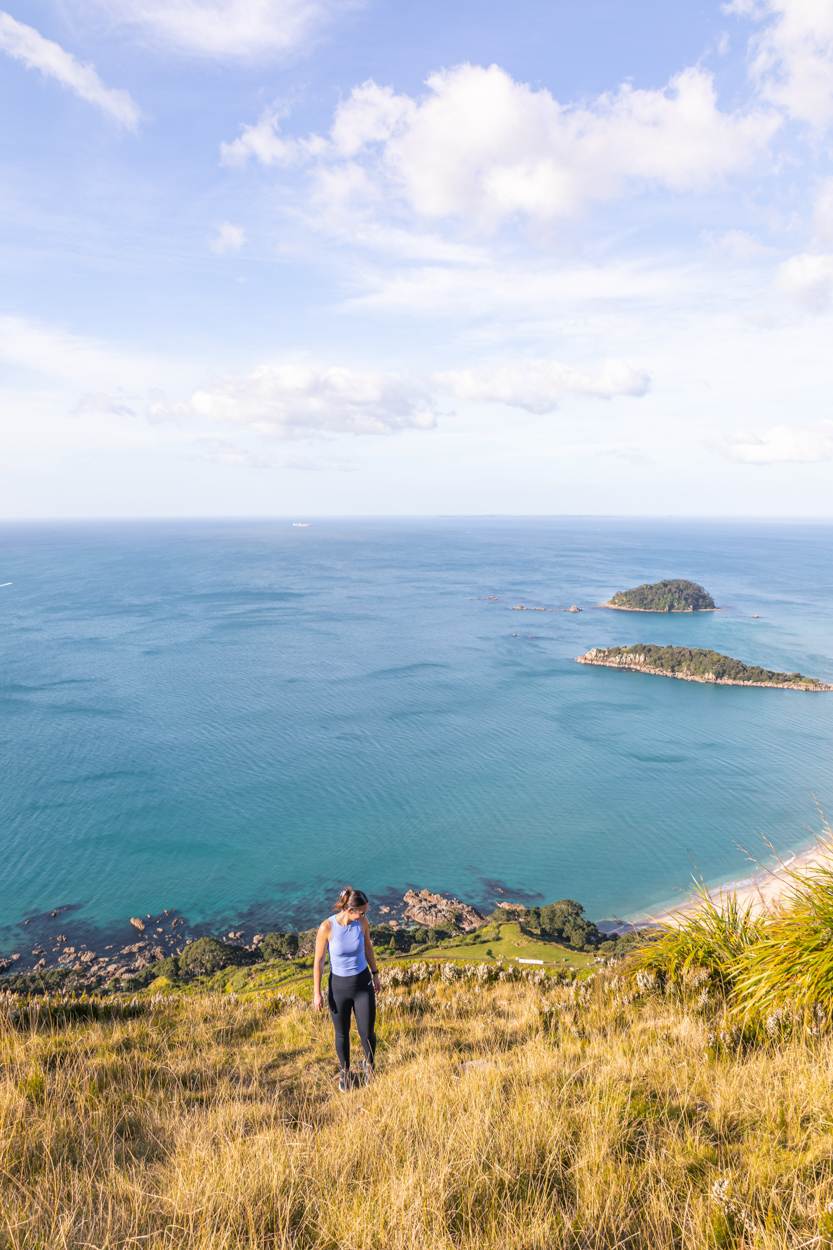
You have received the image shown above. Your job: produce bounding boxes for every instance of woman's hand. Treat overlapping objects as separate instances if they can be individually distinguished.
[371,972,381,994]
[313,990,324,1011]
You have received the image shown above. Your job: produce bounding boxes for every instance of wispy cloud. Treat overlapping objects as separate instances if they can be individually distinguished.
[437,359,650,414]
[777,252,833,312]
[0,11,139,128]
[86,0,360,60]
[0,314,152,385]
[728,422,833,463]
[210,222,246,254]
[727,0,833,128]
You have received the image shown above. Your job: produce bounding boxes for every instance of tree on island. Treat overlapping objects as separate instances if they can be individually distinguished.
[607,579,716,612]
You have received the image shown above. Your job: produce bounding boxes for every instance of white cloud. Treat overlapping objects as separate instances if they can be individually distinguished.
[345,256,694,317]
[210,222,246,254]
[220,109,303,166]
[226,63,779,227]
[728,422,833,462]
[88,0,356,60]
[437,359,650,414]
[160,363,439,438]
[0,314,152,385]
[708,228,773,259]
[0,10,139,128]
[731,0,833,126]
[777,252,833,311]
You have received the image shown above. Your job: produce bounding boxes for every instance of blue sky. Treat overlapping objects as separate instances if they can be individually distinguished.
[2,0,833,517]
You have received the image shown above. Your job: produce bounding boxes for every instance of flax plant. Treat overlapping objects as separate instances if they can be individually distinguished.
[634,887,762,995]
[732,842,833,1026]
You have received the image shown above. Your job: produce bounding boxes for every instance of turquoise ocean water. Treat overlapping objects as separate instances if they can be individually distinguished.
[2,518,832,943]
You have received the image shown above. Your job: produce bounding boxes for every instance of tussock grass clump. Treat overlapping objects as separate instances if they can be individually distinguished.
[637,835,833,1038]
[732,850,833,1028]
[636,890,762,998]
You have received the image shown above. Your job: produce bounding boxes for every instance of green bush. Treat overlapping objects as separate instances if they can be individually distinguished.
[259,931,299,961]
[537,899,601,949]
[178,938,249,978]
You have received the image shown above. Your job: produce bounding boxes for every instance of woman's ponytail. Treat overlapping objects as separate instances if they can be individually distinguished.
[334,885,369,913]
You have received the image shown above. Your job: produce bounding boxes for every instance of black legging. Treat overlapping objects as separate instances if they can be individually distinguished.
[328,968,376,1071]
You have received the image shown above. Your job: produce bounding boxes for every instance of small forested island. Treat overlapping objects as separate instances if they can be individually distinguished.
[577,644,833,690]
[604,578,716,612]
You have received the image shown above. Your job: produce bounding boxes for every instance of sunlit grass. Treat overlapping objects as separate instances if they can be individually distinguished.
[3,965,833,1248]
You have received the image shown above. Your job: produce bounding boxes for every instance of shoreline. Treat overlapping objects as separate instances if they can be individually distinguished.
[629,837,831,926]
[577,655,833,691]
[0,885,489,985]
[4,836,832,981]
[600,602,718,613]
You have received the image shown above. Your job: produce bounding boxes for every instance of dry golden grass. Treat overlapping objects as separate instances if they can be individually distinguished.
[3,977,833,1249]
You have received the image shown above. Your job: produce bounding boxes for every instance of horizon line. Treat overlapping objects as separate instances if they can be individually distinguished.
[1,513,833,524]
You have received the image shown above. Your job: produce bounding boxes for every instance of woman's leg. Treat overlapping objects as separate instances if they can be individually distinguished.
[352,976,376,1068]
[328,975,353,1071]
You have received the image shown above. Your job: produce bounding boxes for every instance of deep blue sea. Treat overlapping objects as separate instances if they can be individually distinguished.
[2,517,833,945]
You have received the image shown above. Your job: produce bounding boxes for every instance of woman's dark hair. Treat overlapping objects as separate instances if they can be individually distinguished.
[334,886,369,913]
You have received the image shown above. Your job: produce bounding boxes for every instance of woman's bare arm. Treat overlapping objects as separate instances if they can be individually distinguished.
[313,920,330,1010]
[361,916,381,987]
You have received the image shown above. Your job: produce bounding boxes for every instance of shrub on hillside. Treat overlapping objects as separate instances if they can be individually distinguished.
[259,931,299,961]
[0,967,72,995]
[537,899,602,949]
[296,928,317,958]
[178,937,249,978]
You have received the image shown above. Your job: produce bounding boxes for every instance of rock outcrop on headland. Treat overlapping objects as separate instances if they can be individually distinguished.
[402,888,487,931]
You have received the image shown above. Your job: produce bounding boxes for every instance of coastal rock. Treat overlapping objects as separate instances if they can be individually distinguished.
[402,889,486,932]
[129,917,146,932]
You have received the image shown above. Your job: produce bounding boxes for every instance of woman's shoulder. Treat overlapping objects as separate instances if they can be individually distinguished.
[318,916,334,935]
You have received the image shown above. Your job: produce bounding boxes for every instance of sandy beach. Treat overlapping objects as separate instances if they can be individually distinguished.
[634,837,832,926]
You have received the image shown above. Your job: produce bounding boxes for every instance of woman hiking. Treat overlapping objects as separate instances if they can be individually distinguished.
[313,886,381,1091]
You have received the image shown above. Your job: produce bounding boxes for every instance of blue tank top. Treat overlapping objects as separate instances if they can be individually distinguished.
[327,914,367,976]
